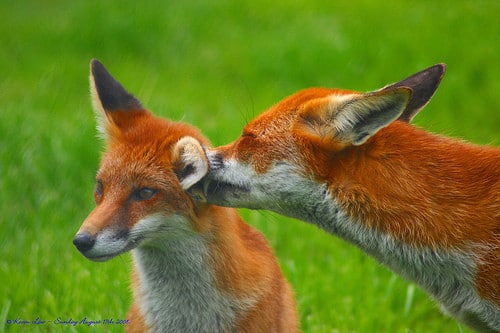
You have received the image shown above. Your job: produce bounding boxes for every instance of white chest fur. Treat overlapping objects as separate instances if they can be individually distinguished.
[132,237,237,333]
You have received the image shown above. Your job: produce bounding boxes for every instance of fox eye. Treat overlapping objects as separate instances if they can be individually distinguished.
[241,131,256,138]
[132,187,157,201]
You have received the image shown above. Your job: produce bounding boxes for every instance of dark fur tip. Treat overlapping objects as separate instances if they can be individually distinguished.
[424,63,446,85]
[391,63,447,123]
[90,59,143,112]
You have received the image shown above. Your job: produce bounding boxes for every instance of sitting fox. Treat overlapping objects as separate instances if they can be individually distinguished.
[73,60,298,333]
[187,65,500,332]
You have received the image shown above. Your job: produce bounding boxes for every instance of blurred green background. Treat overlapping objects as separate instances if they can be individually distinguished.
[0,1,498,332]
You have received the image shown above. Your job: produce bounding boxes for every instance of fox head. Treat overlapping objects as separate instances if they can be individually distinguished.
[73,60,210,261]
[186,64,446,216]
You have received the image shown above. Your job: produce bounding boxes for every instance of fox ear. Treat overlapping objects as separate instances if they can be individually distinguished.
[89,59,143,138]
[380,64,446,122]
[296,87,411,147]
[172,136,209,190]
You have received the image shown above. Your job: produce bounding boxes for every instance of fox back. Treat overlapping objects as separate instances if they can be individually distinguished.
[197,65,500,332]
[73,60,298,333]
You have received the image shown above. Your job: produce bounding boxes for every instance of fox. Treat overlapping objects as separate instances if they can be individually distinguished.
[185,64,500,332]
[72,60,298,333]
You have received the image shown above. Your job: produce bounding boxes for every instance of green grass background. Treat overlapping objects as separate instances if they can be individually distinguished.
[0,1,498,332]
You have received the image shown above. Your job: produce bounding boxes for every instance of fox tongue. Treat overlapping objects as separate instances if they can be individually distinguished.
[202,179,211,199]
[185,181,208,202]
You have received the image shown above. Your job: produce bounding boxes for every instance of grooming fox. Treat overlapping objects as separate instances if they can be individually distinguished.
[189,65,500,332]
[73,60,298,333]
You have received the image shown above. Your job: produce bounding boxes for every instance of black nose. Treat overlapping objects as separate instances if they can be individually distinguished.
[73,232,95,253]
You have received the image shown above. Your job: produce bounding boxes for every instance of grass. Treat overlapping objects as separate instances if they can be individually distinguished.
[0,0,498,332]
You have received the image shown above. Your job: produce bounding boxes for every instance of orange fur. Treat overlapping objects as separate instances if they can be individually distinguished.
[74,60,298,333]
[201,66,500,332]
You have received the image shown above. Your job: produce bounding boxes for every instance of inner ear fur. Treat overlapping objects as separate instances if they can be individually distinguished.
[172,136,209,190]
[295,87,412,149]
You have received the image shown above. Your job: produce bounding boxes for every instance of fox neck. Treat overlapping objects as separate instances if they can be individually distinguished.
[259,123,500,317]
[131,216,237,333]
[277,122,498,258]
[293,179,500,326]
[319,122,499,248]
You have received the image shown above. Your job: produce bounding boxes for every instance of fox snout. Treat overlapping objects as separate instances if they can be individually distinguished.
[206,150,225,170]
[72,228,113,262]
[73,227,132,262]
[72,227,133,262]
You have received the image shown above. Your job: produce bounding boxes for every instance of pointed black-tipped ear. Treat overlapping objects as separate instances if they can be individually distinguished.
[90,59,145,138]
[379,64,446,122]
[90,59,142,113]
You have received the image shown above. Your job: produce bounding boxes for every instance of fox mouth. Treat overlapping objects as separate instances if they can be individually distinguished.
[83,253,117,262]
[187,178,249,204]
[80,244,132,262]
[80,241,140,262]
[194,152,250,202]
[76,234,144,262]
